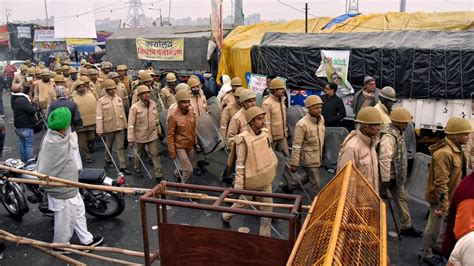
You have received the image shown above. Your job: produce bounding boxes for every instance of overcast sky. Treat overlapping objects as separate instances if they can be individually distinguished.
[1,0,473,24]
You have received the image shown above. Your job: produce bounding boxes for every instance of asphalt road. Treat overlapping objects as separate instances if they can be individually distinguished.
[0,89,431,265]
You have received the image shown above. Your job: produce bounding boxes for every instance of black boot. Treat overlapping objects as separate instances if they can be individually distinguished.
[194,167,204,176]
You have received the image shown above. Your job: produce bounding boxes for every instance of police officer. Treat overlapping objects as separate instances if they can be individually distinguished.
[131,71,164,113]
[66,67,78,92]
[53,75,66,89]
[222,106,277,237]
[188,76,207,118]
[420,117,471,264]
[374,86,397,128]
[34,70,56,117]
[161,72,178,109]
[226,89,257,147]
[13,64,27,88]
[167,90,201,184]
[337,106,383,194]
[220,76,242,110]
[220,87,244,142]
[72,81,98,164]
[128,85,164,182]
[378,107,422,237]
[261,77,289,156]
[79,75,99,100]
[100,62,113,80]
[108,72,129,114]
[285,95,325,197]
[117,65,132,94]
[96,79,129,174]
[88,69,103,99]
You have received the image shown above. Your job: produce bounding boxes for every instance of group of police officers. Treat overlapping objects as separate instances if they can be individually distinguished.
[10,59,474,264]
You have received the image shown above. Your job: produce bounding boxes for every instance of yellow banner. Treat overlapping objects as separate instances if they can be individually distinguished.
[66,38,93,45]
[136,38,184,61]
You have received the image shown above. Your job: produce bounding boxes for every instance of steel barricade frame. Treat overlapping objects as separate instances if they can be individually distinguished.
[140,181,303,266]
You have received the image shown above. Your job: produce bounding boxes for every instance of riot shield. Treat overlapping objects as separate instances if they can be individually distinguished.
[159,109,169,138]
[322,127,349,168]
[196,112,225,154]
[206,96,221,124]
[406,152,431,207]
[286,105,306,146]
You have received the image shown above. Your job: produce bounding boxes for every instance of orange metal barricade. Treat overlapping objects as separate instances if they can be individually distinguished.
[287,161,388,266]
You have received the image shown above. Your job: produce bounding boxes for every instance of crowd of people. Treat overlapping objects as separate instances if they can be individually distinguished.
[2,58,474,265]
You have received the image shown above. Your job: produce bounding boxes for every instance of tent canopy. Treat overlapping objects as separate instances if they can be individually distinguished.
[218,11,474,87]
[250,30,474,99]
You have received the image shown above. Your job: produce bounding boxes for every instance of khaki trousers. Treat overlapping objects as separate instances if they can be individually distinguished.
[222,184,273,237]
[388,179,412,230]
[176,148,196,183]
[289,167,320,197]
[272,138,289,157]
[135,140,163,177]
[420,207,446,258]
[77,130,95,160]
[103,130,126,169]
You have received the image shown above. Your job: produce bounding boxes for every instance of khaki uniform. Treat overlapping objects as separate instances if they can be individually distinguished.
[85,81,99,100]
[91,79,103,98]
[131,84,164,113]
[128,100,163,177]
[288,114,325,196]
[96,94,127,169]
[220,92,235,110]
[226,108,247,147]
[222,127,277,237]
[65,78,75,92]
[261,95,289,156]
[167,107,197,183]
[99,72,109,81]
[375,102,391,128]
[378,124,413,230]
[190,92,207,118]
[121,76,132,94]
[220,103,241,142]
[161,86,177,109]
[116,82,130,113]
[337,129,380,194]
[34,81,56,116]
[421,137,467,258]
[73,91,97,160]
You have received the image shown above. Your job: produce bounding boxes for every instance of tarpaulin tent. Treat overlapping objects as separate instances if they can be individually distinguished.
[250,30,474,99]
[218,11,474,87]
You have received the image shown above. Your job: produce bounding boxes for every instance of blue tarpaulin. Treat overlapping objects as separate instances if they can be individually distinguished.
[322,13,360,30]
[73,44,96,53]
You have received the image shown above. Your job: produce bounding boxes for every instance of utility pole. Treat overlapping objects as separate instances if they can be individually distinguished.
[5,8,11,23]
[400,0,407,12]
[44,0,49,26]
[346,0,359,14]
[234,0,243,26]
[124,0,145,28]
[304,3,308,33]
[168,0,172,26]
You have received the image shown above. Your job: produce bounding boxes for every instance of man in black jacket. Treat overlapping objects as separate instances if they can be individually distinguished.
[11,83,38,162]
[321,82,346,127]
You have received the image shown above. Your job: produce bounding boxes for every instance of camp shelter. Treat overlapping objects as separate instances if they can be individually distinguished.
[251,30,474,99]
[106,25,231,71]
[218,11,474,87]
